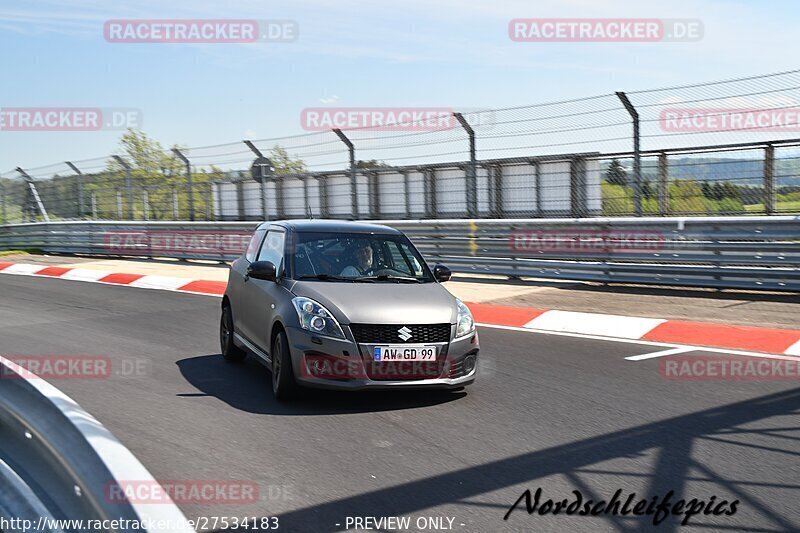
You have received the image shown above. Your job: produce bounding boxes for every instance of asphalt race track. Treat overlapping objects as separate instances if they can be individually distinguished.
[1,274,798,532]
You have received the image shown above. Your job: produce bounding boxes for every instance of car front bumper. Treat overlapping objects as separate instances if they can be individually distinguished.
[286,325,479,390]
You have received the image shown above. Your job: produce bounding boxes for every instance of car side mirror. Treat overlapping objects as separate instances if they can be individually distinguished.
[247,260,277,282]
[433,264,452,282]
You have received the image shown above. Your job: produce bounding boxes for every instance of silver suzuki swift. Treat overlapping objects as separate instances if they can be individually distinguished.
[221,220,479,400]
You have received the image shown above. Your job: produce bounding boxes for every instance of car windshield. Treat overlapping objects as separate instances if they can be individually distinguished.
[290,231,434,282]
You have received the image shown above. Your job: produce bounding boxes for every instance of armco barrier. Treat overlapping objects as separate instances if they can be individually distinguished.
[1,217,799,291]
[0,355,192,531]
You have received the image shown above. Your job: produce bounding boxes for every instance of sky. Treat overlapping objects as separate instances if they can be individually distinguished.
[0,0,798,176]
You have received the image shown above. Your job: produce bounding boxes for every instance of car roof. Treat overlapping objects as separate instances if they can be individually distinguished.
[257,219,403,235]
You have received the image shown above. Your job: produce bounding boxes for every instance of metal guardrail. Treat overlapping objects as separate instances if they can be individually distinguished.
[1,217,799,291]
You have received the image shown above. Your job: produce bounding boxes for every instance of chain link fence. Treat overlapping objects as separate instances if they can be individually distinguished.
[3,69,800,224]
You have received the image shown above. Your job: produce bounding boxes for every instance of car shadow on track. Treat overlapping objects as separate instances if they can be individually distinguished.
[175,354,466,415]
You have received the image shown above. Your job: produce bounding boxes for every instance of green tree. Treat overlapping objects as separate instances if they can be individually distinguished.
[601,182,633,215]
[641,179,655,200]
[108,129,181,176]
[711,182,724,201]
[700,182,712,199]
[356,159,387,169]
[721,182,741,200]
[605,159,627,186]
[669,180,708,214]
[269,145,307,175]
[717,197,745,214]
[102,129,185,219]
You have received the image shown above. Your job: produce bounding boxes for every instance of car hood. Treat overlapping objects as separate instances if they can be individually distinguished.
[289,281,457,325]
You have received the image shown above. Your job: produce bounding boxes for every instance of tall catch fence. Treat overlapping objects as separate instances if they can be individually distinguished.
[3,69,800,224]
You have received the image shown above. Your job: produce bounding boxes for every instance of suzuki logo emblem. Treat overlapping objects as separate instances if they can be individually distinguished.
[397,326,413,341]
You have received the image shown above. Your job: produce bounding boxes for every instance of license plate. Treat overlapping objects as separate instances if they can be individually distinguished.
[373,345,437,362]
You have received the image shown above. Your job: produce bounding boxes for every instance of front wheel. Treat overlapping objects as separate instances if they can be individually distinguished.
[271,330,300,401]
[220,304,246,362]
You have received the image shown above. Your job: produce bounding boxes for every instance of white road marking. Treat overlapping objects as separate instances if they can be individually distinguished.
[59,268,110,282]
[524,309,665,339]
[476,322,800,361]
[785,339,800,356]
[1,265,226,298]
[3,263,44,275]
[129,275,189,290]
[625,346,695,361]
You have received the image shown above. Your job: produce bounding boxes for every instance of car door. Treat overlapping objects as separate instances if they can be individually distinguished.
[229,227,266,343]
[240,228,288,355]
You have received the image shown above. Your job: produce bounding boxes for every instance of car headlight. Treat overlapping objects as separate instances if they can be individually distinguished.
[455,299,475,339]
[292,297,346,339]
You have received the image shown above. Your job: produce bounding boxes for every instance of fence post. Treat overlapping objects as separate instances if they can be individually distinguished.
[170,186,178,219]
[277,174,286,219]
[243,141,272,220]
[171,148,194,221]
[426,168,438,218]
[454,112,478,218]
[111,155,133,219]
[301,176,309,218]
[615,92,642,216]
[369,171,379,219]
[91,192,97,220]
[333,128,358,219]
[15,167,50,222]
[65,161,85,219]
[492,164,503,218]
[0,179,6,224]
[213,181,223,220]
[764,143,776,215]
[533,160,542,217]
[658,152,669,215]
[232,181,245,220]
[116,190,123,219]
[143,188,149,221]
[402,170,411,219]
[570,157,588,217]
[318,175,329,218]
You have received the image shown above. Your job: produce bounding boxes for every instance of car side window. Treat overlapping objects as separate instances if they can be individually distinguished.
[387,241,423,276]
[245,229,266,262]
[257,230,286,273]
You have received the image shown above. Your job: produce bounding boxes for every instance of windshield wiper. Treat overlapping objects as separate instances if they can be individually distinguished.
[355,274,421,283]
[296,274,354,282]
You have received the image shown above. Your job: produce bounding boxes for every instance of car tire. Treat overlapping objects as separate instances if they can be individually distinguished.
[220,304,246,362]
[271,329,299,401]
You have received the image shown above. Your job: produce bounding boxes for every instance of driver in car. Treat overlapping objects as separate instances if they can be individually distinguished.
[340,239,375,277]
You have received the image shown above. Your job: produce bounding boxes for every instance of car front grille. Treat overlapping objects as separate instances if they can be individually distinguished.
[350,323,451,344]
